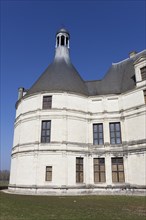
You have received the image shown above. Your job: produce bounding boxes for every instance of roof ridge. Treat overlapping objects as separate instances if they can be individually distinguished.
[112,49,146,65]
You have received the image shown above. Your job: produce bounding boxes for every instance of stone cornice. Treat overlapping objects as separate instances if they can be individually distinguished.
[14,104,146,126]
[11,139,146,156]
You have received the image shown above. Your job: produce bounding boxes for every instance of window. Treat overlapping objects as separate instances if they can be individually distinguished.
[112,157,125,183]
[57,36,59,46]
[41,121,51,143]
[93,123,104,145]
[61,35,65,46]
[46,166,52,181]
[42,96,52,109]
[141,66,146,81]
[76,158,83,183]
[109,122,122,144]
[144,90,146,104]
[94,158,106,183]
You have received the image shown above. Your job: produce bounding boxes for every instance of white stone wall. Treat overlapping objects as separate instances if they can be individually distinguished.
[9,85,146,192]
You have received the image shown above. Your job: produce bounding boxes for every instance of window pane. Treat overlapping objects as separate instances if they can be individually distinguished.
[100,172,106,182]
[111,138,115,144]
[119,172,125,182]
[94,173,100,182]
[110,124,114,131]
[42,122,47,129]
[94,159,99,164]
[46,121,51,129]
[93,133,98,139]
[80,172,83,183]
[100,165,105,172]
[115,123,120,131]
[118,164,124,171]
[99,133,103,138]
[99,158,104,164]
[112,164,117,171]
[112,172,118,182]
[93,124,98,132]
[99,139,103,145]
[94,139,98,145]
[98,124,103,132]
[110,132,115,138]
[46,137,50,143]
[116,131,121,138]
[46,130,50,136]
[116,138,121,144]
[94,165,99,172]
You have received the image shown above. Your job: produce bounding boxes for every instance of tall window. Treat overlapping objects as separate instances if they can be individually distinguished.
[61,35,65,46]
[109,122,122,144]
[45,166,52,181]
[112,157,125,183]
[42,96,52,109]
[94,158,106,183]
[93,123,104,145]
[141,66,146,81]
[143,90,146,104]
[76,158,83,183]
[41,121,51,143]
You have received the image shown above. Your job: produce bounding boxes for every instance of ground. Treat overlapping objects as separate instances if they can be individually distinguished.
[0,191,146,220]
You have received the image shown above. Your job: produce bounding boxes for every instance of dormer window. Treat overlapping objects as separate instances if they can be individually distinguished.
[140,66,146,81]
[134,55,146,86]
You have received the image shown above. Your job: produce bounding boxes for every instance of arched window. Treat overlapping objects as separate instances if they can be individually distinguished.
[61,35,65,46]
[66,37,68,47]
[57,36,59,46]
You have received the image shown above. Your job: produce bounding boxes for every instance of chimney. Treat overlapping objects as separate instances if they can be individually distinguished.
[18,87,24,100]
[129,51,137,58]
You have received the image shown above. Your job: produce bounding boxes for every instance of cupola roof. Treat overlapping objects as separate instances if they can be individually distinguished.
[26,29,88,96]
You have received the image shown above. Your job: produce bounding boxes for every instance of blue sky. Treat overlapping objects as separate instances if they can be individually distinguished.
[0,0,146,170]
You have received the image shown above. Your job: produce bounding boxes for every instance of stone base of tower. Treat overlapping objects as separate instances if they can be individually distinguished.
[8,184,146,196]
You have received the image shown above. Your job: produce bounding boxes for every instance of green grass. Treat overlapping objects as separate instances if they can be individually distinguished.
[0,191,146,220]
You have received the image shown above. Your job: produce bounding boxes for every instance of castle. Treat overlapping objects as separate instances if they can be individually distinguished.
[9,28,146,195]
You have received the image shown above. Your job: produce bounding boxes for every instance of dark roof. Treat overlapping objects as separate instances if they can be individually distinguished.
[86,50,146,95]
[26,49,146,97]
[56,28,70,36]
[27,58,88,96]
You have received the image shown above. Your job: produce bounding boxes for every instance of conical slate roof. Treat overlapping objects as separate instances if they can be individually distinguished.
[27,57,88,96]
[26,28,88,96]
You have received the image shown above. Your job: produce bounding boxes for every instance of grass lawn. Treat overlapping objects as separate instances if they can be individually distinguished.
[0,191,146,220]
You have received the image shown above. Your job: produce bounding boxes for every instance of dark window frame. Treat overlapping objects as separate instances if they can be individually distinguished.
[109,122,122,145]
[76,157,83,183]
[94,158,106,183]
[41,120,51,143]
[143,90,146,104]
[42,96,52,109]
[45,166,52,181]
[141,66,146,81]
[112,157,125,183]
[93,123,104,145]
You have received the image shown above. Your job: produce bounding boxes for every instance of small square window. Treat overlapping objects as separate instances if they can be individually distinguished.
[43,96,52,109]
[46,166,52,181]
